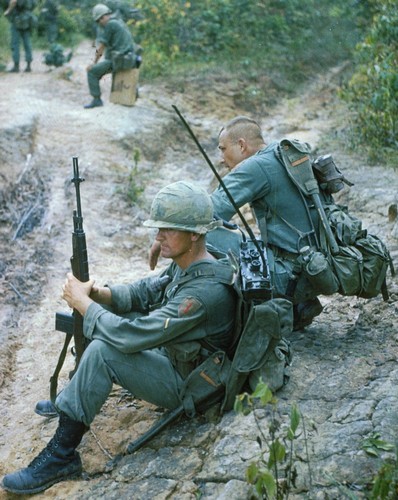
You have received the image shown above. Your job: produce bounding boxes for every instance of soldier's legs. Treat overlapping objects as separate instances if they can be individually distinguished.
[20,30,33,63]
[55,339,183,427]
[87,60,112,98]
[10,24,20,65]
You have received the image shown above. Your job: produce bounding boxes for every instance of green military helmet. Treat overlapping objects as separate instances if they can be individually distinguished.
[144,181,221,234]
[92,3,112,21]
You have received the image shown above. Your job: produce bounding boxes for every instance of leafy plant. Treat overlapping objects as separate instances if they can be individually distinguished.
[362,433,398,499]
[340,0,398,161]
[234,381,310,499]
[126,148,144,205]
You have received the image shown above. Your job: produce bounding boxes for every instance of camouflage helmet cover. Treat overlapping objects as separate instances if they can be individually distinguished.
[92,3,111,21]
[143,181,221,234]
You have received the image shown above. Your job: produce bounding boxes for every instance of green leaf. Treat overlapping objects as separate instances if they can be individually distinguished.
[258,470,276,499]
[252,381,274,406]
[290,404,300,433]
[268,439,286,468]
[246,462,259,484]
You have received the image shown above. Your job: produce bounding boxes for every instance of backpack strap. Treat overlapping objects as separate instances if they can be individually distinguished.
[276,139,340,254]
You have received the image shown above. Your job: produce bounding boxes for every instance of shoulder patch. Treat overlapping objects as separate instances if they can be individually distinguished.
[178,297,201,317]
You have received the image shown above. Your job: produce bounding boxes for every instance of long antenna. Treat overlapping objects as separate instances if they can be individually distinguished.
[172,105,267,273]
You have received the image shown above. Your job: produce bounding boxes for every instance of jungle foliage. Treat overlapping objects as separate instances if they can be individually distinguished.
[1,0,396,159]
[340,0,398,161]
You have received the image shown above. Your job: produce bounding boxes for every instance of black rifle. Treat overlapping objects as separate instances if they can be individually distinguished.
[50,157,89,402]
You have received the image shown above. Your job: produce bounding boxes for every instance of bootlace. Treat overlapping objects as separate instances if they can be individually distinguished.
[29,425,65,470]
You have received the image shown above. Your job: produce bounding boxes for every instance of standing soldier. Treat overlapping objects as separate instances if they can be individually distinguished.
[4,0,35,73]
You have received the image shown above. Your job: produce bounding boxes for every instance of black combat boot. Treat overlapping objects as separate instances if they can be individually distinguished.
[293,297,323,330]
[1,412,87,494]
[8,63,20,73]
[25,62,31,72]
[84,97,103,109]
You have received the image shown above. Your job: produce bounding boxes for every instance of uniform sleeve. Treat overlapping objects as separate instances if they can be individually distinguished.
[97,22,114,46]
[211,155,271,221]
[108,267,175,314]
[83,294,208,354]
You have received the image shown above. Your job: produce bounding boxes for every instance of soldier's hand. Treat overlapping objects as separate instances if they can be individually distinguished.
[62,273,95,315]
[149,240,161,270]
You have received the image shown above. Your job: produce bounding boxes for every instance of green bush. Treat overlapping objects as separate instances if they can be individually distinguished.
[340,0,398,160]
[0,17,10,69]
[133,0,365,79]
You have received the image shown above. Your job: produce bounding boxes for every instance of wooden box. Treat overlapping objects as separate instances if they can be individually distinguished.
[110,68,139,106]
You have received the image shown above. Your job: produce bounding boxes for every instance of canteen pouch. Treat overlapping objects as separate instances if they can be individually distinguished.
[304,251,339,295]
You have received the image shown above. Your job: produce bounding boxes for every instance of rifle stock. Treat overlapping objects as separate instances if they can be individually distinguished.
[50,157,90,401]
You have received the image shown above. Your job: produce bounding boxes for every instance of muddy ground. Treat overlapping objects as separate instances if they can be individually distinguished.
[0,41,397,499]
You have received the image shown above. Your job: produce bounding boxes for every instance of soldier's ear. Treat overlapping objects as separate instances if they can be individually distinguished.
[237,138,247,153]
[190,233,201,242]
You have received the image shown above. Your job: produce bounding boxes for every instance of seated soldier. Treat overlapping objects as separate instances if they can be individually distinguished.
[150,117,324,329]
[1,181,237,495]
[84,3,137,109]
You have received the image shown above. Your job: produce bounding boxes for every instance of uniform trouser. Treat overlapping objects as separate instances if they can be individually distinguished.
[55,339,184,427]
[87,60,113,99]
[10,25,32,65]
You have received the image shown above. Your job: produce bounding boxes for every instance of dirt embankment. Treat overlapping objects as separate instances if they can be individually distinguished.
[0,43,397,499]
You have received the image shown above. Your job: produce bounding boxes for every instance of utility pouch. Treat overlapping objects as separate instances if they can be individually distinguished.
[304,251,339,295]
[355,234,394,299]
[249,338,292,392]
[221,298,293,412]
[178,351,230,417]
[329,245,363,296]
[112,51,136,72]
[14,11,32,30]
[166,341,202,380]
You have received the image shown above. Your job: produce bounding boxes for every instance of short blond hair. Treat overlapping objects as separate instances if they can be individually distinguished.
[219,116,264,145]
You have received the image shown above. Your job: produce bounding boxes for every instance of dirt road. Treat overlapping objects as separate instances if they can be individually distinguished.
[0,42,397,499]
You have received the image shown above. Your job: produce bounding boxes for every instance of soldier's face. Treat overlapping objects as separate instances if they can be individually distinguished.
[218,130,243,170]
[155,228,193,262]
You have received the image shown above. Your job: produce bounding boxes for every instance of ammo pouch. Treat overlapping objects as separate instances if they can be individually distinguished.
[111,51,136,72]
[178,351,230,417]
[166,341,202,380]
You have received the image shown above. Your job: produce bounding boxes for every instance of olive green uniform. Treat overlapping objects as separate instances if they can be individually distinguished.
[7,0,35,67]
[211,142,321,303]
[56,257,236,427]
[88,18,135,99]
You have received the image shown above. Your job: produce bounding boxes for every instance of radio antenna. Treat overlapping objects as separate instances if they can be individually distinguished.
[172,105,267,273]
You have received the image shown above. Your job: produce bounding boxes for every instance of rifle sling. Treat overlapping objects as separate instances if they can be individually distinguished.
[49,332,73,402]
